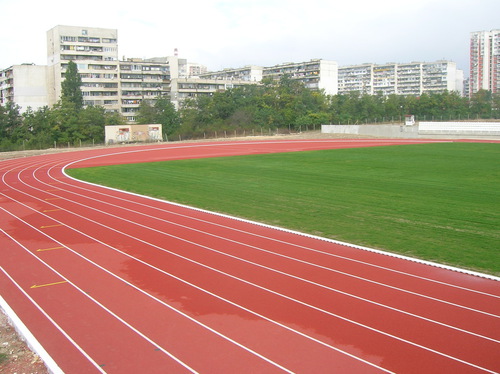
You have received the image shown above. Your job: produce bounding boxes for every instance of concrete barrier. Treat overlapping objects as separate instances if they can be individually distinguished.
[321,124,419,138]
[322,122,500,138]
[418,122,500,136]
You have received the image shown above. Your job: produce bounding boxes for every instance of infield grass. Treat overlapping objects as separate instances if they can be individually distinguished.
[67,143,500,275]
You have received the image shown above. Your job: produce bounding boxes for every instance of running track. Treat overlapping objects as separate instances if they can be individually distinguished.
[1,139,499,373]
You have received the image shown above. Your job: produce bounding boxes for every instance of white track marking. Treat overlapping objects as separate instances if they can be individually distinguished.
[2,140,498,373]
[1,189,497,373]
[1,196,392,373]
[0,265,105,373]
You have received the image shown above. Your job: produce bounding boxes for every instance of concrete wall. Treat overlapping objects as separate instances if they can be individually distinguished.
[321,124,419,138]
[419,122,500,136]
[105,124,162,144]
[322,122,500,138]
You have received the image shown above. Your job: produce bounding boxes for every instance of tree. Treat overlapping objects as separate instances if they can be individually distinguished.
[61,61,83,110]
[79,106,108,142]
[492,93,500,119]
[0,102,22,140]
[154,97,181,138]
[136,101,157,124]
[470,89,492,119]
[136,97,181,139]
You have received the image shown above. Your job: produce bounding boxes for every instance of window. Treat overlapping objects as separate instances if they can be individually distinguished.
[82,30,88,35]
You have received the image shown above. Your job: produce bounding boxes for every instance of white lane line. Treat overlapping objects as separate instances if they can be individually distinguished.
[5,141,498,372]
[18,161,500,356]
[58,155,500,290]
[0,207,297,373]
[51,166,500,320]
[0,265,104,374]
[0,228,200,374]
[29,162,500,325]
[0,229,203,373]
[33,166,500,341]
[1,192,496,373]
[1,192,395,373]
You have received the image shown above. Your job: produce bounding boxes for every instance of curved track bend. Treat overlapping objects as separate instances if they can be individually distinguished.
[1,139,499,373]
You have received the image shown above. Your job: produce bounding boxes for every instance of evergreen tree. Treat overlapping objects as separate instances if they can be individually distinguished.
[61,61,83,110]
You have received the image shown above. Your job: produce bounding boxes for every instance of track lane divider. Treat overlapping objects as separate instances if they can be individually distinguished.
[0,227,201,374]
[0,264,103,374]
[2,185,497,372]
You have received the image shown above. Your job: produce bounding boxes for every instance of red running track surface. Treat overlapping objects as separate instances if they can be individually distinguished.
[0,139,499,373]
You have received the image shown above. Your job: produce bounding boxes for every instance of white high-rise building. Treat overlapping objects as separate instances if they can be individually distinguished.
[470,29,500,96]
[201,59,338,95]
[263,59,338,95]
[338,61,463,96]
[47,25,120,112]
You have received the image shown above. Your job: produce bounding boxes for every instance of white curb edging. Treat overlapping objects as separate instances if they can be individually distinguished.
[62,164,500,282]
[0,295,63,374]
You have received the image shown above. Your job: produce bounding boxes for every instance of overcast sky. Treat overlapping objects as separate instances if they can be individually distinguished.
[1,0,499,77]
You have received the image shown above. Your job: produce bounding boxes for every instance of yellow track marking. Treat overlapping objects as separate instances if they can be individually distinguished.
[30,280,68,289]
[40,224,63,229]
[36,246,64,252]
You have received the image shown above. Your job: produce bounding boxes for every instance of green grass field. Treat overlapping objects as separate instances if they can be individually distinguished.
[67,143,500,275]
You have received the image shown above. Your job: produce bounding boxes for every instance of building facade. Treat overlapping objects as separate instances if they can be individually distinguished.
[200,65,263,82]
[470,29,500,96]
[201,59,338,95]
[1,24,472,123]
[119,58,172,122]
[0,64,48,111]
[170,77,257,110]
[338,61,463,96]
[337,64,374,95]
[262,59,338,95]
[47,25,120,112]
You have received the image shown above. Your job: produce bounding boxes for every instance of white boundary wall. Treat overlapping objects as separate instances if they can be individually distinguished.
[419,122,500,135]
[322,122,500,138]
[321,124,419,138]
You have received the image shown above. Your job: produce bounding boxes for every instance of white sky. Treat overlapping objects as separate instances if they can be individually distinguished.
[1,0,499,77]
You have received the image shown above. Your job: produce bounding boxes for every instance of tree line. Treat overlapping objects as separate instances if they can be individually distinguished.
[177,76,500,139]
[1,62,499,151]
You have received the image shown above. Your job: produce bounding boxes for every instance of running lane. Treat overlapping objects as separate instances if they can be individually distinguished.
[1,139,499,373]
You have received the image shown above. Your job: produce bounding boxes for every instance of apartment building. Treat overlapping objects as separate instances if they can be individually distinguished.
[200,65,264,82]
[119,58,172,122]
[470,29,500,95]
[0,64,48,111]
[200,59,338,95]
[423,61,463,94]
[170,77,256,109]
[397,63,422,96]
[47,25,120,112]
[336,64,374,95]
[338,61,463,96]
[1,24,472,123]
[263,59,338,95]
[372,64,397,96]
